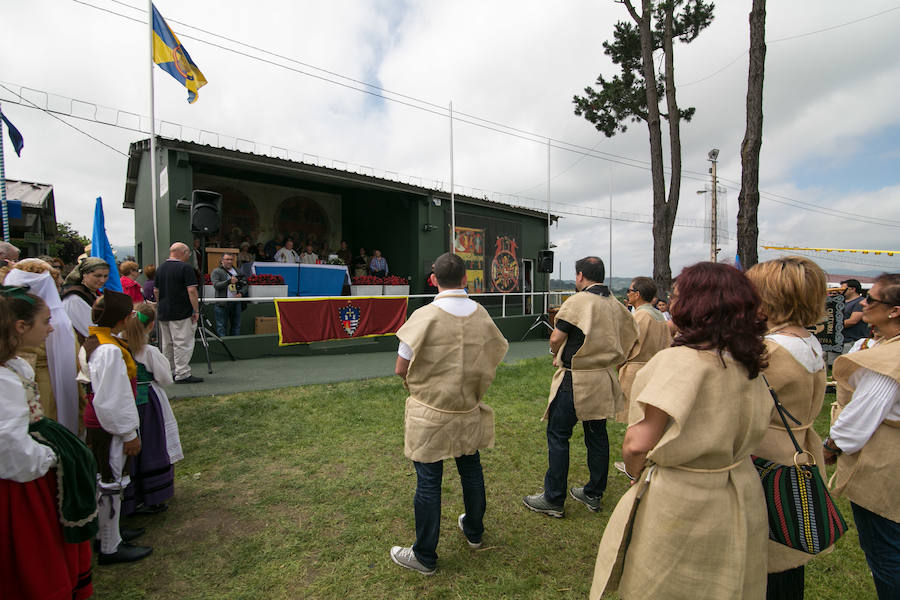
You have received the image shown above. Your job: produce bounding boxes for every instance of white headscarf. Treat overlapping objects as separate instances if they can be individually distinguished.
[4,268,80,434]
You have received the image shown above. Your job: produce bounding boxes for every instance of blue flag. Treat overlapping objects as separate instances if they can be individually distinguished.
[0,110,24,157]
[91,197,123,292]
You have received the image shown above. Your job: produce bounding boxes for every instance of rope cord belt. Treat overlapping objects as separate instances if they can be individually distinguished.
[408,396,480,415]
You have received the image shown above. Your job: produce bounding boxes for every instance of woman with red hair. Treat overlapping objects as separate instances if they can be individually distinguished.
[591,262,772,600]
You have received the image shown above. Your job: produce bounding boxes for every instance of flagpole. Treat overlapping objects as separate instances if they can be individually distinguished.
[449,100,455,254]
[0,103,8,242]
[148,0,160,263]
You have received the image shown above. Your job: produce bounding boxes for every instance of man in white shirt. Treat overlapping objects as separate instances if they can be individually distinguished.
[389,253,508,575]
[299,243,319,264]
[274,239,299,263]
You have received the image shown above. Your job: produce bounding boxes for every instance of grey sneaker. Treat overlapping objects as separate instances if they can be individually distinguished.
[569,486,603,512]
[389,546,435,575]
[458,513,482,549]
[522,493,564,518]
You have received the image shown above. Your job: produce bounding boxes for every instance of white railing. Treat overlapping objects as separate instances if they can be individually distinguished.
[201,290,576,318]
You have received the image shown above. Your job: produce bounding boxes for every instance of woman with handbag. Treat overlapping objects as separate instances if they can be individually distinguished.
[746,256,829,599]
[591,262,772,600]
[825,272,900,599]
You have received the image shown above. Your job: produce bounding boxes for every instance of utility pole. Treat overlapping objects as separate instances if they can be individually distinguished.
[707,149,719,262]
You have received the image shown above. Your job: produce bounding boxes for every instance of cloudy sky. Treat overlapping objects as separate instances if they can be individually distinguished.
[2,0,898,280]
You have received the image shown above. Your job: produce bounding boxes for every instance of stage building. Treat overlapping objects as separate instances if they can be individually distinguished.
[124,137,557,359]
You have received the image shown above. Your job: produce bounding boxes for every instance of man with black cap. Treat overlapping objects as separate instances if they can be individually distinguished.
[81,290,152,564]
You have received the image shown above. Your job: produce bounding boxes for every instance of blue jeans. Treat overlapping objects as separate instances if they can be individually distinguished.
[412,452,485,569]
[214,302,241,336]
[543,383,609,505]
[852,502,900,599]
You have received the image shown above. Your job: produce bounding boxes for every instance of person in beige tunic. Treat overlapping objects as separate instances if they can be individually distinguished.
[617,276,672,424]
[524,256,637,517]
[591,262,771,600]
[746,256,830,599]
[389,252,508,575]
[824,273,900,599]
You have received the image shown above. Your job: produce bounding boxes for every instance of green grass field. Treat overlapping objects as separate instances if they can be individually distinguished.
[94,356,877,599]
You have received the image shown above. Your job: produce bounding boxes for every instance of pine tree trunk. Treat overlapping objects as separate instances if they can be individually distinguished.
[629,0,669,292]
[660,3,680,294]
[737,0,766,269]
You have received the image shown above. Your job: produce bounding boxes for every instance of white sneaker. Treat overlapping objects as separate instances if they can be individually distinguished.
[389,546,435,575]
[458,514,483,549]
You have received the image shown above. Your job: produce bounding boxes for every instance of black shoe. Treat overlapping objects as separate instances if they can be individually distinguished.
[134,503,168,515]
[93,527,147,552]
[120,527,146,542]
[175,375,204,384]
[97,542,153,565]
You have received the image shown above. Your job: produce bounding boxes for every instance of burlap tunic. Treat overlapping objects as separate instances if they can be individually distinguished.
[591,347,771,600]
[545,290,637,422]
[831,334,900,522]
[617,304,672,423]
[754,340,828,572]
[397,303,508,463]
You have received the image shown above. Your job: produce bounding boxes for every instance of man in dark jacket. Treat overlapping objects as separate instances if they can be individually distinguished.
[210,252,248,337]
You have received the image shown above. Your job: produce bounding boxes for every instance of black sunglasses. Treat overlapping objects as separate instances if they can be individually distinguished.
[865,295,892,307]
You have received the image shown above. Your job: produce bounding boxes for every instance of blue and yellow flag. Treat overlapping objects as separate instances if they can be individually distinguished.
[152,4,207,103]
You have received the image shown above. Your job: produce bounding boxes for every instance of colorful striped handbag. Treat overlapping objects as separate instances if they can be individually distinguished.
[752,379,848,554]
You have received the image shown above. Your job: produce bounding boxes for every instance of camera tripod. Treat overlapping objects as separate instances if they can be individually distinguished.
[194,236,236,374]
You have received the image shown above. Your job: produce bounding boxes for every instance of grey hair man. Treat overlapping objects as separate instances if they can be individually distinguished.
[0,241,20,266]
[154,242,203,383]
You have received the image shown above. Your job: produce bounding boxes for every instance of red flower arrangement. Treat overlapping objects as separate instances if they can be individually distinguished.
[351,275,383,285]
[247,274,285,285]
[383,275,408,285]
[203,273,212,285]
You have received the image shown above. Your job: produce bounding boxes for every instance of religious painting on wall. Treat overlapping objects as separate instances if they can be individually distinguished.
[489,235,520,293]
[452,212,521,294]
[454,226,485,294]
[275,195,330,245]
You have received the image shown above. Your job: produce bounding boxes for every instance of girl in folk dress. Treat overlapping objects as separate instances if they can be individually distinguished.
[120,303,183,515]
[0,286,97,599]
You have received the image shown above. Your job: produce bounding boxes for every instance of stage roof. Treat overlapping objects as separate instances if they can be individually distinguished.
[124,137,558,223]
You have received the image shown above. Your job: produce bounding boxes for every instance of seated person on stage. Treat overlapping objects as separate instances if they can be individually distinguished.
[274,239,299,264]
[370,250,389,278]
[352,248,370,277]
[254,243,269,263]
[299,244,319,265]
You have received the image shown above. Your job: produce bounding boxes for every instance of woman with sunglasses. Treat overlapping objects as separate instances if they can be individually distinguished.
[825,273,900,599]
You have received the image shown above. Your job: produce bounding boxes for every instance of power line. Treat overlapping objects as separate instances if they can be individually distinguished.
[0,83,127,157]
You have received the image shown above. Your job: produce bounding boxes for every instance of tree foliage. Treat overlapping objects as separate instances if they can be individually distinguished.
[573,0,714,292]
[54,220,90,266]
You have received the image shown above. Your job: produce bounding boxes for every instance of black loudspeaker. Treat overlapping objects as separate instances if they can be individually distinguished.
[537,249,554,273]
[190,190,222,235]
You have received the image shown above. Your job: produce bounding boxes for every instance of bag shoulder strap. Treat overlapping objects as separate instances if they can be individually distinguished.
[761,375,804,455]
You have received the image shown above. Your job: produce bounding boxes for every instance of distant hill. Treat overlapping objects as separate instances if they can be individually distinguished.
[550,276,633,295]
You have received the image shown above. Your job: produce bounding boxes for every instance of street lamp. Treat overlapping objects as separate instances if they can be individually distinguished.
[707,149,719,262]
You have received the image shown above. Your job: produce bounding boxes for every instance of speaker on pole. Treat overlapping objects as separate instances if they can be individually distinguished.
[537,249,554,273]
[190,190,222,235]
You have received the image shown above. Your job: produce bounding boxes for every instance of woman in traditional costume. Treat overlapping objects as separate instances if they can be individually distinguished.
[746,256,830,599]
[825,273,900,599]
[61,257,110,343]
[120,302,182,515]
[0,286,98,600]
[5,259,80,434]
[591,262,772,600]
